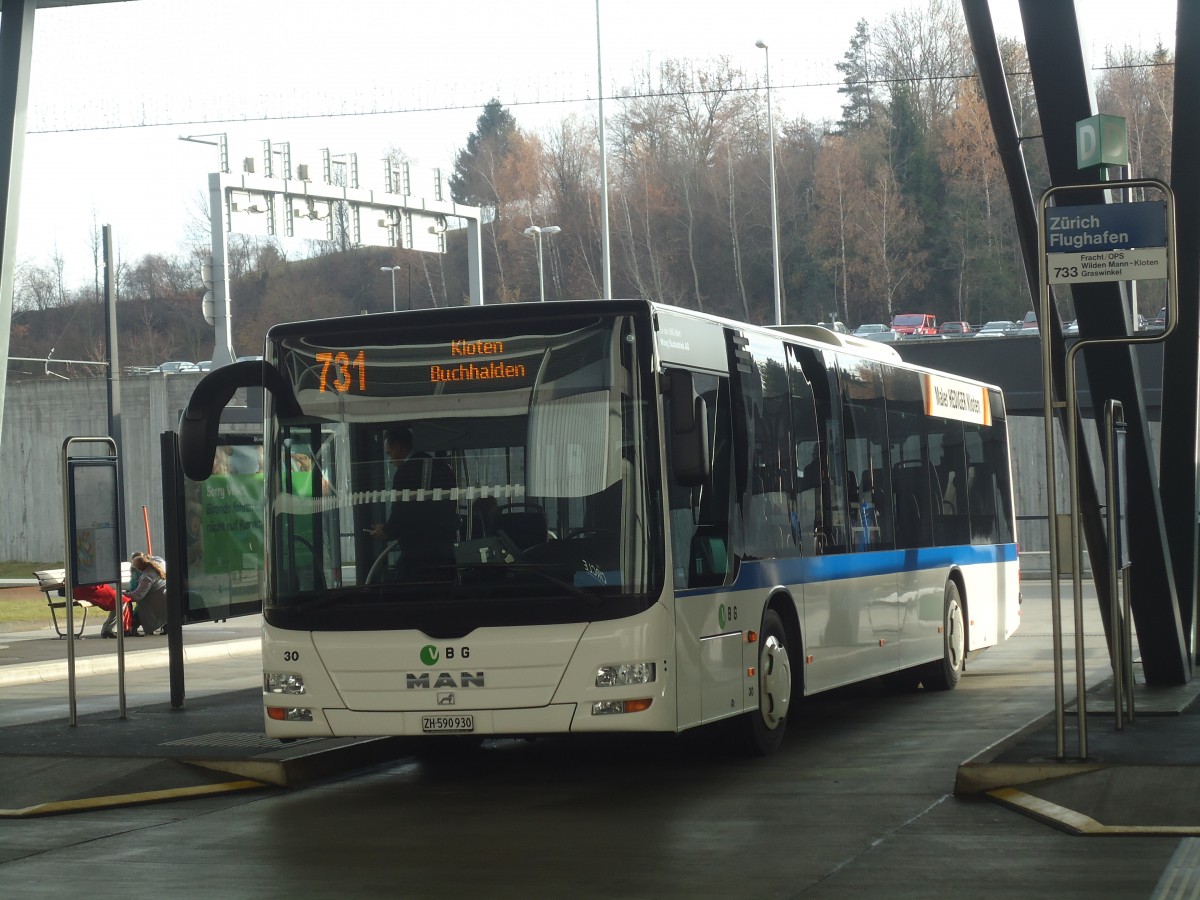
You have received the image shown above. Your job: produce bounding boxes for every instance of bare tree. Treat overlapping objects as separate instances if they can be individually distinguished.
[873,0,971,135]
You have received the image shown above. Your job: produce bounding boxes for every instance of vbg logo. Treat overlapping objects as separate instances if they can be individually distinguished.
[420,645,440,666]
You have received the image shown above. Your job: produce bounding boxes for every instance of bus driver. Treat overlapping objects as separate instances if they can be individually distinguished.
[369,424,457,576]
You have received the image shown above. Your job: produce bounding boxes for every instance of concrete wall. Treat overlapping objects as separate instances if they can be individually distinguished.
[0,376,1158,565]
[0,373,257,563]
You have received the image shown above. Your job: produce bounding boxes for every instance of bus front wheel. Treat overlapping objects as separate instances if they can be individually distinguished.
[920,580,965,691]
[740,608,792,755]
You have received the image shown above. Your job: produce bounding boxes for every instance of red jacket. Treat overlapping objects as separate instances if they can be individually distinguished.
[72,584,133,631]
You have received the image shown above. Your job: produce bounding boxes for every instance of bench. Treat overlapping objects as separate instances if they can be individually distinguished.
[34,564,135,639]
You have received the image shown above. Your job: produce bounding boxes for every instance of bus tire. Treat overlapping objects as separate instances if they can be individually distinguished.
[739,608,792,755]
[919,580,965,691]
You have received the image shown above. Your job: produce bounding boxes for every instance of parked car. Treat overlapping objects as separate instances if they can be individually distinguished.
[1019,311,1038,333]
[852,323,901,342]
[1150,306,1166,328]
[156,360,198,374]
[816,321,850,334]
[975,320,1018,337]
[197,360,213,372]
[852,323,890,336]
[890,313,938,335]
[939,321,972,336]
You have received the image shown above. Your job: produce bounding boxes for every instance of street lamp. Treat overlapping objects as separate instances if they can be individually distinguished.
[523,225,561,302]
[756,39,783,326]
[380,265,401,312]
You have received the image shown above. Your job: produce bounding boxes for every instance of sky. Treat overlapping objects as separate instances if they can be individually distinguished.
[11,0,1180,286]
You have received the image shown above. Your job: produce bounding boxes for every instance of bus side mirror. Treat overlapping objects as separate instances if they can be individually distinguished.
[178,359,301,480]
[666,368,710,486]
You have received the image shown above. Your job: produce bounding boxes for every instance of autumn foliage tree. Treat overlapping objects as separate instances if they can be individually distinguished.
[9,0,1176,375]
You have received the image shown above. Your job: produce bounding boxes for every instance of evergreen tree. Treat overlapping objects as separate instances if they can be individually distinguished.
[836,20,874,133]
[449,99,520,210]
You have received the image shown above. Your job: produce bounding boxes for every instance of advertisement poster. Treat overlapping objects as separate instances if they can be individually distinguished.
[69,461,120,587]
[183,443,264,620]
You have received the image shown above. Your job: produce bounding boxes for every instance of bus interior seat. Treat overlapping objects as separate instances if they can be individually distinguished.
[472,497,499,539]
[494,503,548,551]
[892,460,934,547]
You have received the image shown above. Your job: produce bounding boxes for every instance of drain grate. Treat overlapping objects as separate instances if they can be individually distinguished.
[161,731,317,750]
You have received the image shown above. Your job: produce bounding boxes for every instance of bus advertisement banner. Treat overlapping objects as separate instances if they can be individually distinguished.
[922,373,992,426]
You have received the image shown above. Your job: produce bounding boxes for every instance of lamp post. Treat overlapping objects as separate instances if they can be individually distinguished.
[523,225,561,302]
[380,265,401,312]
[756,39,783,326]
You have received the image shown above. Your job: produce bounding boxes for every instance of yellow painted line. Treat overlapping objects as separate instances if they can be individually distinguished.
[0,779,268,818]
[987,787,1200,837]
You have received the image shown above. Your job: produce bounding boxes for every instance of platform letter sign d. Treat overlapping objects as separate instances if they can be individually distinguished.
[1076,114,1128,170]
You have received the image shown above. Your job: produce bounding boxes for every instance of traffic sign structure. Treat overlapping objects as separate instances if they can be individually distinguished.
[1044,200,1167,284]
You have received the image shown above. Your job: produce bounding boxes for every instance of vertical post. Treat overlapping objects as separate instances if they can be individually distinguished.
[535,232,546,303]
[757,40,783,327]
[209,173,236,365]
[0,0,36,459]
[1105,400,1126,730]
[161,431,186,709]
[1037,191,1067,759]
[596,0,612,299]
[103,226,127,569]
[466,217,484,305]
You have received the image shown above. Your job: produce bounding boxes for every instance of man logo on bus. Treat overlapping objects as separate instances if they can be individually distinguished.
[420,645,440,666]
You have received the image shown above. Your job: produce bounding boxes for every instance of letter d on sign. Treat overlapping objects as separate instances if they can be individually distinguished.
[1076,121,1099,169]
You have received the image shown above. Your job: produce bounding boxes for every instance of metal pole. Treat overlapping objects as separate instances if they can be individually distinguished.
[596,0,612,299]
[0,0,36,460]
[1038,191,1067,759]
[1106,399,1124,730]
[209,173,236,366]
[103,227,127,720]
[757,40,783,327]
[536,232,546,303]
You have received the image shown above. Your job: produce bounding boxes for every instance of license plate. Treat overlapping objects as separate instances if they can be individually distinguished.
[421,714,474,734]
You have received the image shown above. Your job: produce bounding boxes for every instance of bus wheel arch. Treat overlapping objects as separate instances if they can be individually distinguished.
[920,575,966,691]
[739,593,800,755]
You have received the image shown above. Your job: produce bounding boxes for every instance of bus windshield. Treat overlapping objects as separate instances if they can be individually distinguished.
[265,311,662,631]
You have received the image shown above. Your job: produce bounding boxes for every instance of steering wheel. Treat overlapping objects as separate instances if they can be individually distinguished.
[366,541,399,584]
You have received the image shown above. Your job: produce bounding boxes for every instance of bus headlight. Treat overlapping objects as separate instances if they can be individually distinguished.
[595,661,656,687]
[265,672,306,695]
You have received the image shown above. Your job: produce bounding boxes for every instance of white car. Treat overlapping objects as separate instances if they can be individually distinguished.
[975,320,1017,337]
[157,360,199,374]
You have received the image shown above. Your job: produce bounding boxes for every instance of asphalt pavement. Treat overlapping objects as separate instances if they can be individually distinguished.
[2,580,1200,893]
[0,612,411,817]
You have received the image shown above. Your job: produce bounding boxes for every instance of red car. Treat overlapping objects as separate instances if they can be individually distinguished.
[939,321,972,336]
[891,313,938,335]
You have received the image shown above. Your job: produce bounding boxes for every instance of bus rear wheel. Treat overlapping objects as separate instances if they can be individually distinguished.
[919,580,965,691]
[739,608,792,755]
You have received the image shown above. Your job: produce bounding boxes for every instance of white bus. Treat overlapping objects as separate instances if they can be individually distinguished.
[180,299,1019,754]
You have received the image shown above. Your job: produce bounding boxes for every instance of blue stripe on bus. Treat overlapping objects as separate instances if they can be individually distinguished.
[677,543,1017,597]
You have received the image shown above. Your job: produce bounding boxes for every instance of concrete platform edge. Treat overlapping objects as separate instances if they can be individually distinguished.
[0,637,261,687]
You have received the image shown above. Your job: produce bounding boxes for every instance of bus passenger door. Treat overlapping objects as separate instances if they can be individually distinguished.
[664,367,740,728]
